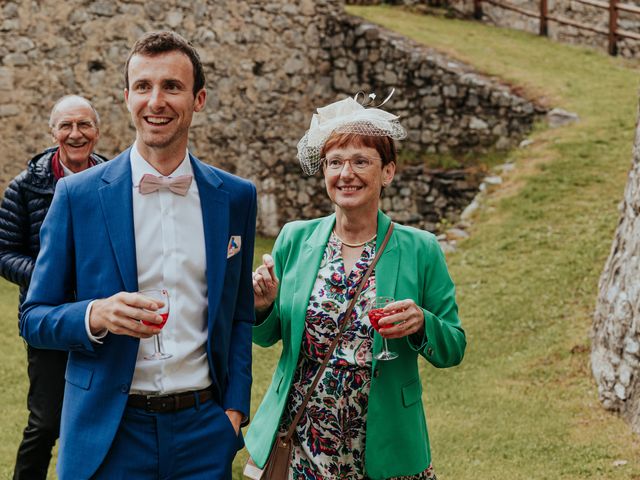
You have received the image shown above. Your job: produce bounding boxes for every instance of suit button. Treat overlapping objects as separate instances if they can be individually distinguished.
[120,384,129,394]
[427,347,433,356]
[373,369,380,378]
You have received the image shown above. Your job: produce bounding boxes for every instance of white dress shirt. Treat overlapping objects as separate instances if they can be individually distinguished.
[82,143,214,394]
[128,143,211,394]
[84,144,212,393]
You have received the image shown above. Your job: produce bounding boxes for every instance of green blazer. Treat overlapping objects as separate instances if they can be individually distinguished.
[245,211,466,479]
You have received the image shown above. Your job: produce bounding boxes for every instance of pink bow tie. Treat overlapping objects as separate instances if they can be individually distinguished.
[138,174,193,196]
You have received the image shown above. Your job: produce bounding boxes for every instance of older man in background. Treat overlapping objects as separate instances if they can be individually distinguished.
[0,94,106,480]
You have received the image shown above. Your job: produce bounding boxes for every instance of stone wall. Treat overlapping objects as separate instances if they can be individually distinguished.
[447,0,640,58]
[327,15,537,155]
[0,0,536,236]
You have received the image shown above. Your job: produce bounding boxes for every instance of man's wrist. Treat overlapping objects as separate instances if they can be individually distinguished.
[85,300,107,342]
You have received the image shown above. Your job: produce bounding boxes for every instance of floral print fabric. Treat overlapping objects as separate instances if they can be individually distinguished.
[280,232,436,480]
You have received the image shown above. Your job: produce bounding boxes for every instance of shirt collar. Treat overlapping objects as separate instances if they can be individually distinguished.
[130,142,192,187]
[60,159,75,177]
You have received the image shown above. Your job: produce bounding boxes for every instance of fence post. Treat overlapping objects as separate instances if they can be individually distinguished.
[539,0,548,36]
[474,0,483,20]
[609,0,618,55]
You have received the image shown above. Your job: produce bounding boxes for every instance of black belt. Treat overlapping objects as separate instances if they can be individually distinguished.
[127,388,213,413]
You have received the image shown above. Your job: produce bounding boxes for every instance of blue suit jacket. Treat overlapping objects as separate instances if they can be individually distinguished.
[20,149,257,479]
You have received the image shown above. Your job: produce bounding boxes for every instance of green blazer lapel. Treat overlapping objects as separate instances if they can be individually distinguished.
[289,215,336,351]
[372,211,400,365]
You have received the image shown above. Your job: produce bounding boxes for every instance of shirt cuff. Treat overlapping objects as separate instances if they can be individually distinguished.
[85,300,108,343]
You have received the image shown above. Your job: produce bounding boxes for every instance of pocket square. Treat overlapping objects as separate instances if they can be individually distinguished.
[227,235,242,259]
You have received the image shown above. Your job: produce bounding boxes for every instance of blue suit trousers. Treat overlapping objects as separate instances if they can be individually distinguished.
[91,400,242,480]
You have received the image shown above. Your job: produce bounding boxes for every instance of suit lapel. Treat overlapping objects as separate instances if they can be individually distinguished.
[98,150,138,292]
[290,215,335,352]
[191,155,228,331]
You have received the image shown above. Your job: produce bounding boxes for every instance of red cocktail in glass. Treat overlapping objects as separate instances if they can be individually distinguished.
[142,312,169,329]
[139,289,171,360]
[368,296,399,361]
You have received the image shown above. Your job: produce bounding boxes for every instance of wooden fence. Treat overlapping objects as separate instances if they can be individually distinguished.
[472,0,640,55]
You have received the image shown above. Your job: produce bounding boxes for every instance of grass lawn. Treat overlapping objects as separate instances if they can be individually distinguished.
[1,6,640,480]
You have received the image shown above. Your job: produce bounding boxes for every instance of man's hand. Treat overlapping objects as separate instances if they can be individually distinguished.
[89,291,164,339]
[225,409,243,436]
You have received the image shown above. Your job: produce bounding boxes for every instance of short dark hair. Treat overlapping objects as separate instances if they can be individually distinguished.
[124,31,205,96]
[321,132,397,167]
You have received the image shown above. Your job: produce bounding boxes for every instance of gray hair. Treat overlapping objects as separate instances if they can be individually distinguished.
[49,95,101,129]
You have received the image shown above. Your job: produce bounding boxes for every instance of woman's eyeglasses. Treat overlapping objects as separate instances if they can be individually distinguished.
[322,156,376,172]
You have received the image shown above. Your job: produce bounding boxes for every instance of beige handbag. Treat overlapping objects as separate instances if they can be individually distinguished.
[244,224,395,480]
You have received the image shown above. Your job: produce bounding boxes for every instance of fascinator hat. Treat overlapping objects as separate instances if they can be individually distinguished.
[296,89,407,175]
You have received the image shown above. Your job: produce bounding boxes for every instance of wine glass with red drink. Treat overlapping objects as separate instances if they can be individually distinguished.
[368,296,399,361]
[139,289,172,360]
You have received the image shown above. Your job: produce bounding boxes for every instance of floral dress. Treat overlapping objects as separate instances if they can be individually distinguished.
[280,232,437,480]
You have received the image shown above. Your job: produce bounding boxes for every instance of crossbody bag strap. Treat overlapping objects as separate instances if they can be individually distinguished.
[283,223,395,442]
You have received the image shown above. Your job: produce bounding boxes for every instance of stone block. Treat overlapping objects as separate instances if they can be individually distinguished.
[11,37,35,53]
[166,11,184,28]
[383,69,398,84]
[0,104,20,117]
[1,19,20,31]
[0,68,14,90]
[443,84,457,97]
[284,56,305,75]
[333,70,351,91]
[3,53,28,66]
[88,1,117,16]
[469,117,489,130]
[423,96,442,108]
[3,2,19,18]
[300,0,316,15]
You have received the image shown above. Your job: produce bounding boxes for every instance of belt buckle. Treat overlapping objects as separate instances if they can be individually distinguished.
[145,394,156,413]
[144,394,166,413]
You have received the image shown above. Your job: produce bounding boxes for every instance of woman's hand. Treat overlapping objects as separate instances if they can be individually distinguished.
[376,299,425,339]
[253,254,279,312]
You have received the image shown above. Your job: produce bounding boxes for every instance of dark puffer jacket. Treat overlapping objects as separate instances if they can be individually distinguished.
[0,147,107,319]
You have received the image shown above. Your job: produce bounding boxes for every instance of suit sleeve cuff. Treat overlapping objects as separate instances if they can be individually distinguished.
[407,308,430,353]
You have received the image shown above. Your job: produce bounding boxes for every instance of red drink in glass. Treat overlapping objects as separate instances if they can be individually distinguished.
[139,289,172,360]
[142,312,169,329]
[368,308,391,331]
[369,296,399,361]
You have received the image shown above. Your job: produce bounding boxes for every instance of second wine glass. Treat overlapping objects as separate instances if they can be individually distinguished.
[368,296,399,361]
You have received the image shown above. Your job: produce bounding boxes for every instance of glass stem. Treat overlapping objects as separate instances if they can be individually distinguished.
[382,337,390,353]
[154,334,162,354]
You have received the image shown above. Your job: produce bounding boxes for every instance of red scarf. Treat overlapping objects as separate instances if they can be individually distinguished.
[51,149,95,180]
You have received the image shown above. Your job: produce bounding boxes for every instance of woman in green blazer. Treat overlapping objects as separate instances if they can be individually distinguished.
[246,94,466,480]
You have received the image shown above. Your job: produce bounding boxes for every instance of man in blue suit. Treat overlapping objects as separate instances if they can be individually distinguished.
[20,31,256,479]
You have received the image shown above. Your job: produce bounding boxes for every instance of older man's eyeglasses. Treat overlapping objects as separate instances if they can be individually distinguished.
[55,120,97,134]
[322,156,376,172]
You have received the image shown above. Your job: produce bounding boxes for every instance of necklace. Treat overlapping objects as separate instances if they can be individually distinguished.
[333,229,377,248]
